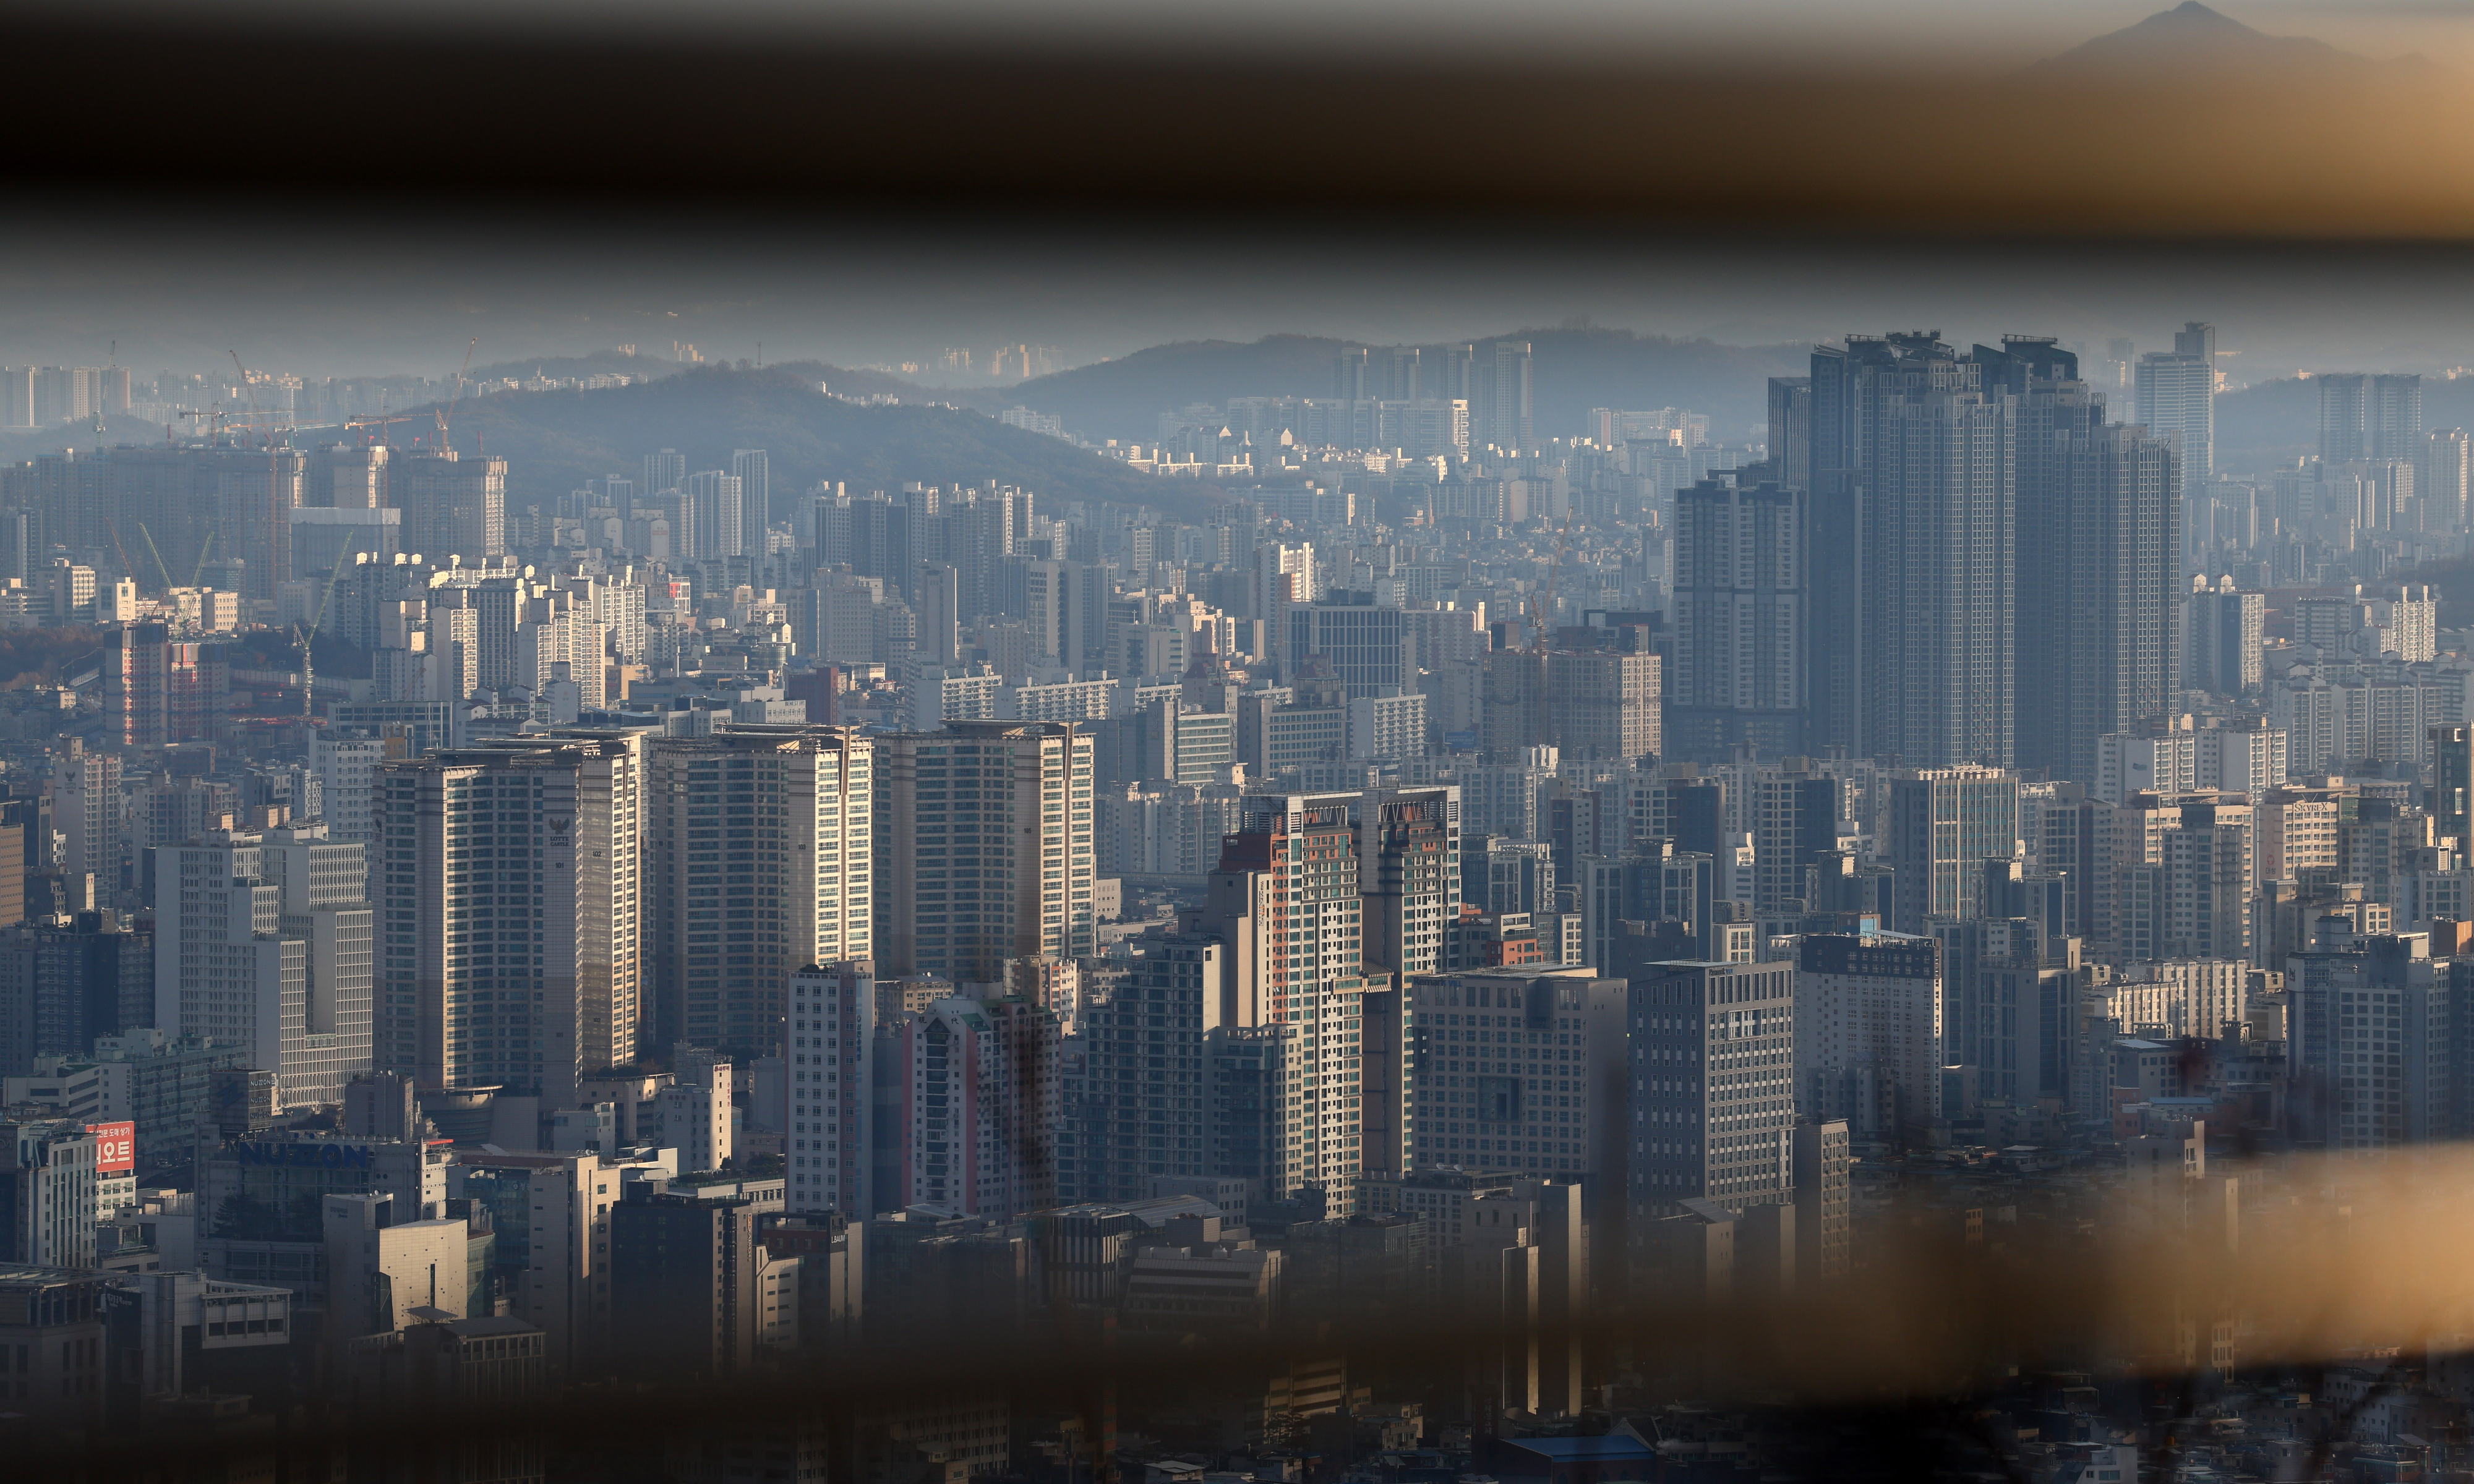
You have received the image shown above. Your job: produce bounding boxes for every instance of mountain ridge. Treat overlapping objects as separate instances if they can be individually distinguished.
[2019,2,2459,86]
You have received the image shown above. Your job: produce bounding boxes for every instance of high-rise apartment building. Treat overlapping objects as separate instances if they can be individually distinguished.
[1359,787,1460,983]
[2011,356,2181,786]
[393,450,507,561]
[2319,372,2424,464]
[2187,576,2265,695]
[374,735,645,1107]
[643,450,687,497]
[2435,725,2474,846]
[2138,322,2215,497]
[1198,793,1373,1203]
[1804,332,2013,765]
[1628,958,1798,1227]
[873,992,1061,1219]
[52,744,121,892]
[1669,477,1805,760]
[152,830,349,1109]
[873,722,1096,984]
[785,962,874,1216]
[646,728,872,1058]
[1056,936,1223,1206]
[731,449,771,556]
[1794,931,1942,1140]
[1482,340,1534,451]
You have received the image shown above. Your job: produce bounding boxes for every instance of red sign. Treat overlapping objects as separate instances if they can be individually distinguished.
[87,1121,134,1176]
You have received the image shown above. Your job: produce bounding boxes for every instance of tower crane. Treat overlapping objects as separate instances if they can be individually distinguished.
[1526,513,1573,649]
[296,541,359,720]
[435,337,477,453]
[135,524,176,591]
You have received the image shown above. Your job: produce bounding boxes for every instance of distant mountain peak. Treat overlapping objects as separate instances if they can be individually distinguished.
[2022,2,2455,85]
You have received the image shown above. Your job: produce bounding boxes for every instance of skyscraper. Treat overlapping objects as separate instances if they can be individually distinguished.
[1805,331,2011,765]
[1669,477,1805,759]
[2015,399,2181,785]
[374,735,646,1107]
[873,722,1097,984]
[2137,321,2215,497]
[646,728,873,1059]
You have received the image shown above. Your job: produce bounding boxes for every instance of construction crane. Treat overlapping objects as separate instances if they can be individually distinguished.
[135,524,176,591]
[1526,513,1573,649]
[103,521,136,590]
[189,531,216,589]
[345,409,416,446]
[435,336,477,453]
[296,541,359,720]
[228,349,267,446]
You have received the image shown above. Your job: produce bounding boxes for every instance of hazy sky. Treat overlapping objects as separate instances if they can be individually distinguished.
[11,1,2474,384]
[70,0,2474,70]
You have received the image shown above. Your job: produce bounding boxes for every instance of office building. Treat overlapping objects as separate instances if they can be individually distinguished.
[374,735,646,1108]
[1287,592,1410,699]
[609,1175,769,1378]
[1396,968,1625,1185]
[451,1149,638,1376]
[1795,931,1942,1140]
[0,911,152,1078]
[645,727,871,1059]
[1885,767,2018,933]
[1791,1119,1852,1284]
[0,1118,100,1267]
[1668,477,1805,759]
[1628,959,1798,1226]
[873,721,1097,984]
